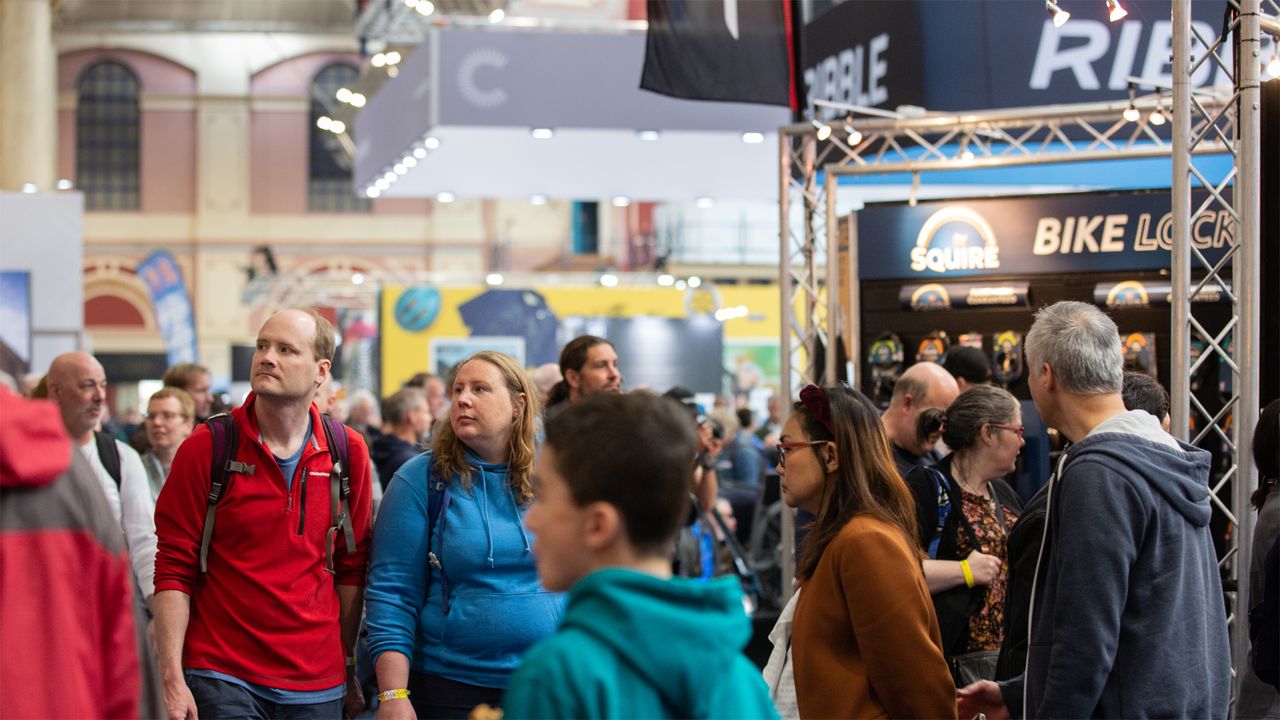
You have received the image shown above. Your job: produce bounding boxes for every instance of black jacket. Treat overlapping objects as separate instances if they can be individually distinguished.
[904,454,1023,656]
[370,433,420,490]
[996,482,1048,680]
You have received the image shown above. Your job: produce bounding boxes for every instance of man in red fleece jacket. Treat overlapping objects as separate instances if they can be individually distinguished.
[153,309,373,720]
[0,386,161,718]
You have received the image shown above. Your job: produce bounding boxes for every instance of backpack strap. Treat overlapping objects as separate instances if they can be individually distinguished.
[926,467,953,560]
[200,414,251,573]
[94,431,122,489]
[319,414,355,574]
[424,460,453,613]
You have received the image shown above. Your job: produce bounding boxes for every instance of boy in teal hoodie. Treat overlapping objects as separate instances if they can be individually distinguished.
[505,391,778,719]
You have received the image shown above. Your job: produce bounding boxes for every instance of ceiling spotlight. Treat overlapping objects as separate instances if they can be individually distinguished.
[1106,0,1127,22]
[530,127,554,140]
[329,120,346,134]
[352,273,365,285]
[741,132,764,144]
[384,51,402,66]
[366,186,381,198]
[424,136,440,149]
[1046,0,1069,27]
[56,178,73,190]
[436,191,455,203]
[402,156,417,168]
[486,273,504,287]
[386,66,398,78]
[811,118,832,141]
[375,178,390,190]
[529,194,548,205]
[416,0,434,15]
[1123,105,1141,122]
[371,53,387,68]
[403,0,417,6]
[336,87,353,103]
[960,148,976,160]
[20,182,37,193]
[488,8,505,23]
[383,171,397,182]
[674,280,688,291]
[1149,109,1167,126]
[695,197,714,209]
[611,196,631,208]
[637,130,661,141]
[599,273,619,288]
[688,276,703,288]
[350,93,366,108]
[1268,50,1280,79]
[317,116,333,130]
[844,120,863,145]
[413,147,427,159]
[657,273,675,287]
[394,163,408,175]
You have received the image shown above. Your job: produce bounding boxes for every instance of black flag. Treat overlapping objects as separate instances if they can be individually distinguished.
[640,0,796,108]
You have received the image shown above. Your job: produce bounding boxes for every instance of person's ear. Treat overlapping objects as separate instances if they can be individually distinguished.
[513,392,526,420]
[1040,363,1056,391]
[822,441,839,474]
[564,368,580,392]
[582,501,623,551]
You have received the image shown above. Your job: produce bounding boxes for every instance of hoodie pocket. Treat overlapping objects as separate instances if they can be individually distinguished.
[441,591,562,662]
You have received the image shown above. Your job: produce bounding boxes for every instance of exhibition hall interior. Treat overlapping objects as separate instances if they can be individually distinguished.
[0,0,1277,717]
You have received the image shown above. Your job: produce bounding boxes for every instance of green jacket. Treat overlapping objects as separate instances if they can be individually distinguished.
[503,568,778,719]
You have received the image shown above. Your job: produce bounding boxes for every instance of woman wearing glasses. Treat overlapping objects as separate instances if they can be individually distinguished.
[904,384,1026,684]
[765,384,955,719]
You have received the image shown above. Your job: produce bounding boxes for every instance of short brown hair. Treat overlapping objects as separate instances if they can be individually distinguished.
[162,363,210,391]
[304,310,336,362]
[543,391,696,555]
[148,386,195,421]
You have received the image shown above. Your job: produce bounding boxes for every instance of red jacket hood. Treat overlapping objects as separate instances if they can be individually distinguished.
[0,387,72,488]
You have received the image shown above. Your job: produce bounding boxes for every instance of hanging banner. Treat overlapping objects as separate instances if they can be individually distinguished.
[857,189,1234,280]
[802,0,1243,117]
[136,251,198,366]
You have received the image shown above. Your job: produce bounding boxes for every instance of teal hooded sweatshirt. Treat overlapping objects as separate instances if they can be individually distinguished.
[503,568,778,719]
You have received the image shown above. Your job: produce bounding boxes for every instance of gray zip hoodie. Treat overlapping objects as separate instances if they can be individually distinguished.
[1001,410,1231,719]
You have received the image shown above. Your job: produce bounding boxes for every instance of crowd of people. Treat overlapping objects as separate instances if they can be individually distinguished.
[1,299,1278,720]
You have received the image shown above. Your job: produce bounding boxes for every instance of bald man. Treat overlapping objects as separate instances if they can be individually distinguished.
[882,361,960,478]
[46,352,157,603]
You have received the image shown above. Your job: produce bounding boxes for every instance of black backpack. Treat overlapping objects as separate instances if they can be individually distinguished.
[94,430,122,488]
[198,413,355,574]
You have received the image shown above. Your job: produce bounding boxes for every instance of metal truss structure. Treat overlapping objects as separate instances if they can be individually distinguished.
[778,3,1269,694]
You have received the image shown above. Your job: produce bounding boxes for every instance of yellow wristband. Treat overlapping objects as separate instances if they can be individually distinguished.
[377,689,410,702]
[960,559,976,588]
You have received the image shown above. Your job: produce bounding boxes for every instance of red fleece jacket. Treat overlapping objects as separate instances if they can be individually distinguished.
[0,388,142,719]
[154,393,372,691]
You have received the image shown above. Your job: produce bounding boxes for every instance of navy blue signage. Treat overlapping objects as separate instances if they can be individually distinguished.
[803,1,1237,116]
[857,190,1234,280]
[1093,279,1233,307]
[137,251,198,366]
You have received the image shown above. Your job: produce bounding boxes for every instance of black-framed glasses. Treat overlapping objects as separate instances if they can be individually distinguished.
[989,423,1025,439]
[777,441,826,468]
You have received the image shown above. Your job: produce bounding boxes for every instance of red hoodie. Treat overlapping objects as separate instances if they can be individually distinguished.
[154,392,372,691]
[0,387,142,719]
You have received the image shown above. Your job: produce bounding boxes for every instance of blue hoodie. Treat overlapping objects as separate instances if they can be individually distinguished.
[1000,411,1231,719]
[365,451,565,688]
[503,569,778,719]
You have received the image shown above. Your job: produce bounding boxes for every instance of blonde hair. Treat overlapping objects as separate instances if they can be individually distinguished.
[431,351,540,503]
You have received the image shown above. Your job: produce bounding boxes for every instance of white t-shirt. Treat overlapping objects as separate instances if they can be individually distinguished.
[80,437,157,602]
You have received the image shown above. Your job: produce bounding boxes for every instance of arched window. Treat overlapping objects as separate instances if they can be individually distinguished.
[309,63,369,212]
[76,61,141,210]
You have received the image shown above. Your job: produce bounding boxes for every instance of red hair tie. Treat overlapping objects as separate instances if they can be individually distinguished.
[799,384,835,437]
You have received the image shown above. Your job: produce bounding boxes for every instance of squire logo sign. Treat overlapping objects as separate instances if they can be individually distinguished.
[802,1,1242,113]
[857,191,1234,280]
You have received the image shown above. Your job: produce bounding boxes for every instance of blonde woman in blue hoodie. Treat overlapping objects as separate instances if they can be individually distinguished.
[366,351,564,719]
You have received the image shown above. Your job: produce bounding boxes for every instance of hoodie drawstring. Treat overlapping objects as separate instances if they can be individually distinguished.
[478,467,495,568]
[511,485,532,554]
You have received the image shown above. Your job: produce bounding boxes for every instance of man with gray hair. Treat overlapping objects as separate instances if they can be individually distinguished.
[370,388,429,485]
[959,301,1230,719]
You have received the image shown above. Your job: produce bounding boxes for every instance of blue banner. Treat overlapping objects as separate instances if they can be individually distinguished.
[857,190,1234,280]
[137,251,198,366]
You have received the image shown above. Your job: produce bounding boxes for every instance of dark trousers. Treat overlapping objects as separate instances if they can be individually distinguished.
[186,673,342,720]
[407,672,503,720]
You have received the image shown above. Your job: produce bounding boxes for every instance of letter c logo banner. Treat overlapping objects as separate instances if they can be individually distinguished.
[457,49,509,109]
